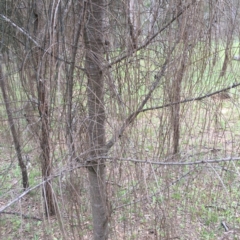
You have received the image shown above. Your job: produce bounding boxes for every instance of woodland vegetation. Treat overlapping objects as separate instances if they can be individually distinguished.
[1,0,240,239]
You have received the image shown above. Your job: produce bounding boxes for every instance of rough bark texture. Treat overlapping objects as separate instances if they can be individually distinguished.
[0,59,29,190]
[84,0,108,239]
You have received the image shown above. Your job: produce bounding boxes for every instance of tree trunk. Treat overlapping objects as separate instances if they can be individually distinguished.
[171,0,188,155]
[0,58,29,190]
[33,2,56,216]
[38,77,56,216]
[171,62,185,155]
[84,0,108,239]
[66,2,86,163]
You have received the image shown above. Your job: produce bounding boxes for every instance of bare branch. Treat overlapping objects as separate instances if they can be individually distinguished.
[89,156,240,166]
[141,82,240,113]
[0,14,39,47]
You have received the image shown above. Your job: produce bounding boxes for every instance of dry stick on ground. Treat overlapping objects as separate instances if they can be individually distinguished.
[0,57,29,189]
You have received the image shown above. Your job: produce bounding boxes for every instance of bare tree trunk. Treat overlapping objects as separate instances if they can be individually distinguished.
[84,1,108,239]
[171,0,188,155]
[66,2,86,163]
[171,62,185,154]
[0,58,29,190]
[33,2,56,216]
[38,76,55,216]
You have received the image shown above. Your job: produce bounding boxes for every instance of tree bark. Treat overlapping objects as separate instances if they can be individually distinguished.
[84,0,108,239]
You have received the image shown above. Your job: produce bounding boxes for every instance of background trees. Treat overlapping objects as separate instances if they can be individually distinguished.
[1,0,240,239]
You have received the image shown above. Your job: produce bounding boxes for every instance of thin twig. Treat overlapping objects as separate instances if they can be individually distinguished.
[221,221,229,232]
[141,82,240,113]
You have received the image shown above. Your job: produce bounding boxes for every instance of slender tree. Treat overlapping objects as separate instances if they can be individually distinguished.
[84,0,108,238]
[32,1,56,216]
[0,57,29,190]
